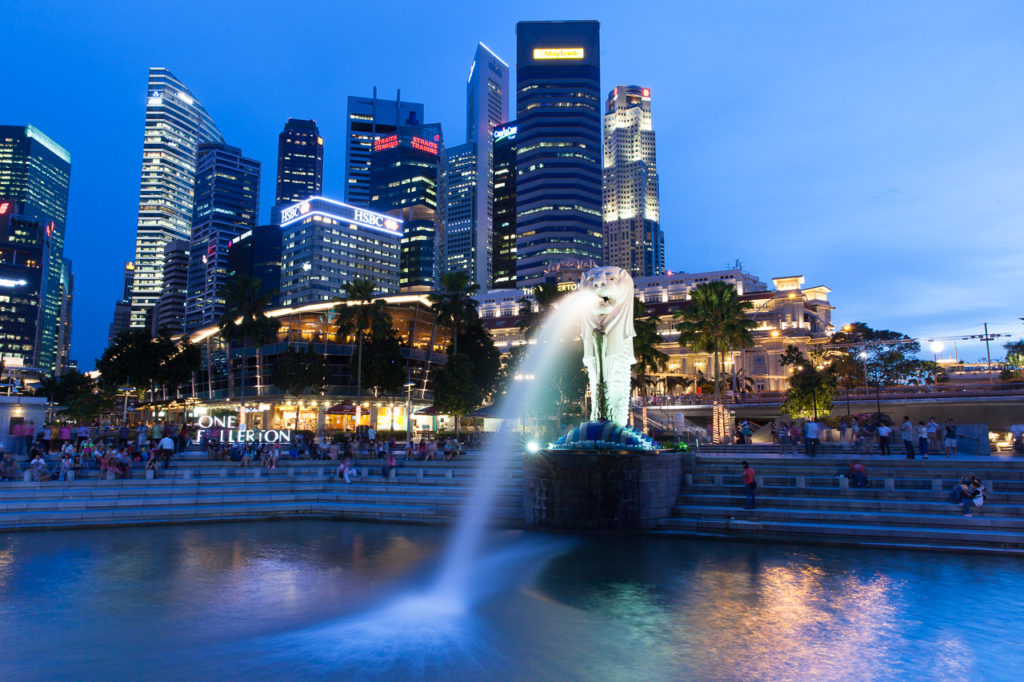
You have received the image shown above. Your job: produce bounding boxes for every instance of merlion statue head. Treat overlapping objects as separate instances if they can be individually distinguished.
[580,266,636,363]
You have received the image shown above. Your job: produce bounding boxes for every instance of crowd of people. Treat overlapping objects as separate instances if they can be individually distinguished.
[765,415,964,459]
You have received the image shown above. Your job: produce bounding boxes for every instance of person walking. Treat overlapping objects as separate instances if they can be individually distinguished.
[917,421,929,459]
[157,433,175,470]
[945,419,958,458]
[901,416,915,459]
[742,461,756,509]
[927,417,941,453]
[839,419,848,450]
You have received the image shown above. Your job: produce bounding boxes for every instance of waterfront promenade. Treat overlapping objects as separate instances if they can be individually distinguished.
[2,447,1023,555]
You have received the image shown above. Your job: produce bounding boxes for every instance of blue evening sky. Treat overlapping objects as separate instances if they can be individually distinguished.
[3,0,1023,369]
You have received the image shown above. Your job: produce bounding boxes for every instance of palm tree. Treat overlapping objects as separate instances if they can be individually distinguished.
[333,278,390,421]
[218,276,280,422]
[632,298,669,432]
[674,281,755,416]
[429,271,480,356]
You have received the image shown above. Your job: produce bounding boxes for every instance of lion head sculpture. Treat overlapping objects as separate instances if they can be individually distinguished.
[580,266,636,366]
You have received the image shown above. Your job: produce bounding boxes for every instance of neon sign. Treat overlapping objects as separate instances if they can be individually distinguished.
[373,134,399,152]
[494,125,517,141]
[353,208,401,232]
[533,47,584,60]
[0,202,8,214]
[192,415,292,445]
[0,278,29,288]
[411,137,438,154]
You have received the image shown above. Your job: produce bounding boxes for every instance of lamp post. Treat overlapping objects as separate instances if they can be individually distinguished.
[404,381,415,453]
[930,341,944,363]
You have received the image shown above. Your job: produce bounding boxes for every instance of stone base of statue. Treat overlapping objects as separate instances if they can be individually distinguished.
[522,421,681,531]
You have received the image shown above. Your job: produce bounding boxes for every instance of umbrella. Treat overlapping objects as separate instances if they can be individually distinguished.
[468,404,502,418]
[326,401,356,415]
[415,406,439,416]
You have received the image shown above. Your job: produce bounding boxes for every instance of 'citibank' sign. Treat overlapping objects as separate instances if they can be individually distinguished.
[192,415,292,444]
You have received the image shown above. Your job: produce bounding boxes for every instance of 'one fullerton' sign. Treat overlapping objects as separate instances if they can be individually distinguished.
[192,415,292,444]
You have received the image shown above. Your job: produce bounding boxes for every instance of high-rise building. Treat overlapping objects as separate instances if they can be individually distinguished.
[369,123,444,291]
[152,239,189,335]
[0,202,48,371]
[603,85,664,276]
[442,143,476,279]
[226,225,282,306]
[129,67,223,329]
[514,21,603,287]
[344,90,424,206]
[491,122,518,289]
[107,262,134,345]
[275,119,323,206]
[451,43,510,289]
[0,125,72,375]
[184,142,260,332]
[57,257,73,373]
[279,197,402,305]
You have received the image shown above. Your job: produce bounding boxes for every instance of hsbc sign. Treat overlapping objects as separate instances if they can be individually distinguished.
[280,198,400,233]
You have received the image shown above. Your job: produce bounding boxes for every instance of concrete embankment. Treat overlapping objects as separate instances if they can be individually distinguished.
[658,449,1024,554]
[0,456,523,532]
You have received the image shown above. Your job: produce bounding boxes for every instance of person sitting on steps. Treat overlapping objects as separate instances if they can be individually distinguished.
[950,473,984,517]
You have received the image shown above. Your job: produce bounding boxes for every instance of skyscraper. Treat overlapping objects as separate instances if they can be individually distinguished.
[514,21,603,287]
[279,197,402,305]
[450,42,509,289]
[184,142,261,333]
[107,262,134,345]
[152,239,189,335]
[442,143,477,279]
[275,119,323,205]
[491,122,518,289]
[226,225,282,306]
[369,123,444,291]
[603,86,664,277]
[0,124,72,375]
[129,67,223,329]
[344,90,424,206]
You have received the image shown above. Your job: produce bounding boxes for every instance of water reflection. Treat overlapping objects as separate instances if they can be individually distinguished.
[1,524,1023,680]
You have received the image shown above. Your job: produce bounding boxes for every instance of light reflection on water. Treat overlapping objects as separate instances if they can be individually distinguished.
[0,522,1022,681]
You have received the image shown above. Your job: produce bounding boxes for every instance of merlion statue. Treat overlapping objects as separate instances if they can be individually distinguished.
[580,266,636,427]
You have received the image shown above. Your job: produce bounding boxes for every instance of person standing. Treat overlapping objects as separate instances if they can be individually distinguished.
[927,417,941,453]
[742,461,756,509]
[917,421,929,459]
[157,433,175,469]
[945,419,958,458]
[877,421,892,456]
[839,419,848,449]
[901,416,915,459]
[804,419,820,457]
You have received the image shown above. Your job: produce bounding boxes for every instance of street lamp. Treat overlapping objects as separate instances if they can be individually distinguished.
[930,341,944,363]
[404,382,416,454]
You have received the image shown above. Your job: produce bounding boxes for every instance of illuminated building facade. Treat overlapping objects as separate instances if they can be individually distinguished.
[514,21,603,287]
[107,262,134,345]
[369,124,443,291]
[491,122,517,289]
[442,143,477,279]
[345,90,424,207]
[603,85,664,276]
[279,197,402,305]
[184,143,261,332]
[130,67,223,329]
[0,202,47,371]
[275,118,323,205]
[0,124,72,375]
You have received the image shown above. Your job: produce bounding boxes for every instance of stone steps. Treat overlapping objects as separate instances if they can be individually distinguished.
[673,492,1024,515]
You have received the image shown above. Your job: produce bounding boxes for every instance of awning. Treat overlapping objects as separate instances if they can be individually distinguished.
[326,401,356,415]
[415,406,439,416]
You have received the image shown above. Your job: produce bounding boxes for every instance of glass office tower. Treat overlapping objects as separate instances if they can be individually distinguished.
[130,67,223,329]
[345,90,424,207]
[0,124,71,375]
[514,21,603,287]
[184,142,261,333]
[490,123,517,289]
[275,119,323,205]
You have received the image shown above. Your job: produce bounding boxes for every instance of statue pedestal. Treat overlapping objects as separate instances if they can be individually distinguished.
[522,450,681,531]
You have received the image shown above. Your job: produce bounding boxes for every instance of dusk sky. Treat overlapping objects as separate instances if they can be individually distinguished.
[3,0,1023,369]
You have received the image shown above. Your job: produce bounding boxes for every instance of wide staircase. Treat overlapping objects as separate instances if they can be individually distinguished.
[657,452,1024,554]
[0,449,523,531]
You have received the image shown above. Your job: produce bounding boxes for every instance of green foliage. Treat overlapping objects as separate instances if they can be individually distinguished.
[433,320,501,423]
[362,330,406,396]
[218,275,281,402]
[271,345,329,397]
[428,271,480,355]
[95,329,200,396]
[830,322,920,387]
[674,281,755,405]
[1004,339,1024,379]
[780,346,839,419]
[334,277,391,398]
[632,298,668,399]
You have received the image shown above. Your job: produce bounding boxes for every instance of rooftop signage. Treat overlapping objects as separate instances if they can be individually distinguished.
[533,47,584,60]
[410,136,438,154]
[280,197,402,235]
[494,125,517,141]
